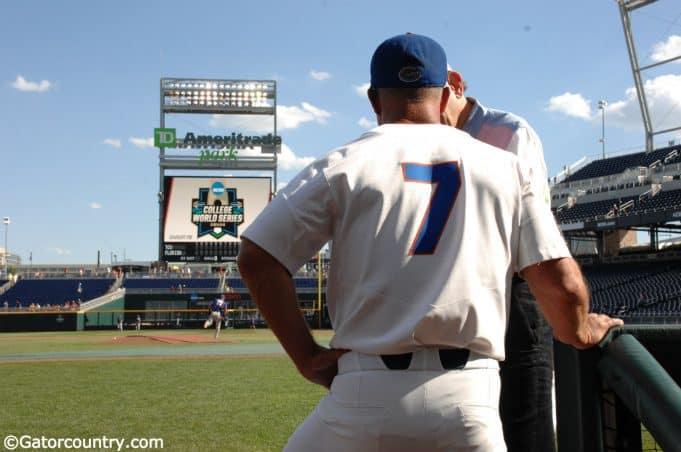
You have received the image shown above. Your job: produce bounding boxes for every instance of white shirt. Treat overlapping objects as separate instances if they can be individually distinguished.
[463,99,551,204]
[243,124,569,360]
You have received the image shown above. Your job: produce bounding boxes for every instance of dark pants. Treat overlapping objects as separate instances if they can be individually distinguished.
[499,279,556,452]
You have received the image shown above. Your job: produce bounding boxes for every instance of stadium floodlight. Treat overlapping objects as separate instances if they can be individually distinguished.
[158,77,279,263]
[160,78,276,115]
[599,100,608,159]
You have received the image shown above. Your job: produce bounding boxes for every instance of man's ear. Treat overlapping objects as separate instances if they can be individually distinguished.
[368,87,381,121]
[448,71,465,97]
[439,85,451,114]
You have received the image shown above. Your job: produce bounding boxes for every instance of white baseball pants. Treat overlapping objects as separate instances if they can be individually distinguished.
[284,349,506,452]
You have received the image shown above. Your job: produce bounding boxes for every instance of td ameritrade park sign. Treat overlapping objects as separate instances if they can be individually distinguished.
[154,128,281,161]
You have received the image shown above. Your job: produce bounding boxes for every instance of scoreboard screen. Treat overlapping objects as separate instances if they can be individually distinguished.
[162,176,271,262]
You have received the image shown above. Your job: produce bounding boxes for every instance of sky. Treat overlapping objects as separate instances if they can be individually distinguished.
[1,0,680,265]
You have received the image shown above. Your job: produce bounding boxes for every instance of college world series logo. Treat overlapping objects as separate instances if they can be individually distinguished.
[191,181,244,239]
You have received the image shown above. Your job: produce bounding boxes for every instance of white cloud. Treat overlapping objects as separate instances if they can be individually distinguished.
[234,143,315,171]
[546,92,592,120]
[276,103,331,131]
[11,75,52,92]
[358,116,376,129]
[310,70,331,81]
[102,138,121,149]
[651,35,681,64]
[210,102,332,132]
[129,137,154,148]
[277,143,316,171]
[89,202,102,209]
[354,83,370,96]
[546,75,681,132]
[607,74,681,131]
[50,247,71,256]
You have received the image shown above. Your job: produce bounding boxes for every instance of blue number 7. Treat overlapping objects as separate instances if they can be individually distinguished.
[401,162,461,255]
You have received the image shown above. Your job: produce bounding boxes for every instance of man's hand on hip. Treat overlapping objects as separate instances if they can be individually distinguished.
[297,344,349,389]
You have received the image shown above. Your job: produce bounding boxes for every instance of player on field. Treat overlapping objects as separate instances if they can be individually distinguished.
[204,293,226,339]
[442,66,556,451]
[238,33,623,451]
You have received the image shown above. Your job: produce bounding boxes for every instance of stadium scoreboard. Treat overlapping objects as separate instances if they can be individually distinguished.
[162,176,271,262]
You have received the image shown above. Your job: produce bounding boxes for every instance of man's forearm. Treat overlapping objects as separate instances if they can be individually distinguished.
[237,238,318,370]
[522,258,591,346]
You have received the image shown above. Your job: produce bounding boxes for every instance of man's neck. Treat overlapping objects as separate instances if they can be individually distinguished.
[380,106,442,125]
[455,98,475,130]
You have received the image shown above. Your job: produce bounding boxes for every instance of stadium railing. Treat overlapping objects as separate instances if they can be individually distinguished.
[555,325,681,452]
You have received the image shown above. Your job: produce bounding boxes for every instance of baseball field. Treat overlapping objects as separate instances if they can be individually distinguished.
[0,329,333,452]
[0,329,661,452]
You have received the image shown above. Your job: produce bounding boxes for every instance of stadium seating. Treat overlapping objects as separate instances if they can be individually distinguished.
[554,189,681,224]
[633,188,681,214]
[584,263,681,318]
[226,277,323,290]
[554,198,626,223]
[122,278,220,290]
[1,278,115,307]
[563,145,681,183]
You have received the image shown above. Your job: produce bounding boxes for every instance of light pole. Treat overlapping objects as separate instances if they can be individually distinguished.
[2,217,9,278]
[598,100,608,159]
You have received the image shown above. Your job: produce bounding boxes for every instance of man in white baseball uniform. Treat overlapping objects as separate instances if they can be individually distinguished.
[204,293,226,339]
[442,69,557,451]
[238,33,623,451]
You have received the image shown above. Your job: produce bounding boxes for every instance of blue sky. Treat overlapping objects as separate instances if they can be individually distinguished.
[1,0,680,264]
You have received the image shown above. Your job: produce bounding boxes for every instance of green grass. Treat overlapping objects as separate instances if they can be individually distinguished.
[0,330,330,451]
[2,329,662,451]
[641,426,662,451]
[0,329,333,355]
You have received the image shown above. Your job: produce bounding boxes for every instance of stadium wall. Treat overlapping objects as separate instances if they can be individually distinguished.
[82,297,125,329]
[0,310,79,332]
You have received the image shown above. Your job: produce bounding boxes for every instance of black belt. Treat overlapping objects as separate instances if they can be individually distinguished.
[380,349,471,370]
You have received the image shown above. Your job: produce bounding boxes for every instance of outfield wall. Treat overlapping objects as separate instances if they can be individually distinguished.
[0,310,80,332]
[82,297,125,329]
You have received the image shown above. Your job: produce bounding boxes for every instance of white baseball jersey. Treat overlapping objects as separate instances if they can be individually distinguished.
[243,123,570,360]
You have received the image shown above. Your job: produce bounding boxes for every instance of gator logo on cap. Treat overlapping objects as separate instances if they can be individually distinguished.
[398,66,422,83]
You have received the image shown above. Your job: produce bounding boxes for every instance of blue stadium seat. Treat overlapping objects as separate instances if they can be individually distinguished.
[584,263,681,318]
[563,145,681,183]
[123,278,220,289]
[1,278,115,307]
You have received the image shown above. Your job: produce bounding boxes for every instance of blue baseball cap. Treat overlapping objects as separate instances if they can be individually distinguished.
[370,33,447,89]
